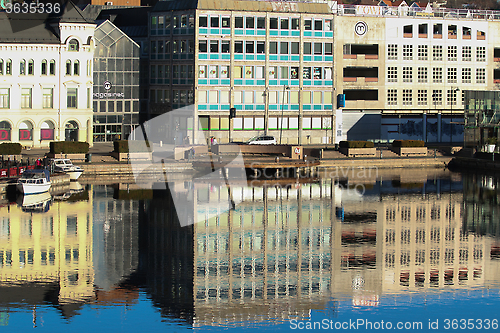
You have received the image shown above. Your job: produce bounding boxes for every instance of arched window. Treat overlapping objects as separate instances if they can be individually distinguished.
[0,121,11,141]
[73,60,79,76]
[65,120,79,141]
[19,120,33,141]
[49,59,55,75]
[20,59,26,75]
[6,59,11,75]
[66,60,71,75]
[0,59,3,75]
[41,59,47,75]
[28,59,34,75]
[41,120,55,141]
[69,39,79,51]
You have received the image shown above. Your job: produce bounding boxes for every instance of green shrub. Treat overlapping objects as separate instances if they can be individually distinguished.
[0,142,22,155]
[392,140,425,147]
[339,141,374,148]
[113,140,150,153]
[50,141,89,154]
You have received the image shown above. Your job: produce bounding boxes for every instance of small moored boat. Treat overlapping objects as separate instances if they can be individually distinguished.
[50,158,83,180]
[17,169,51,195]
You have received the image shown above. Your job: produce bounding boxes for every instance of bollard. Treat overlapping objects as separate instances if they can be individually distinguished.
[380,150,383,159]
[434,149,436,158]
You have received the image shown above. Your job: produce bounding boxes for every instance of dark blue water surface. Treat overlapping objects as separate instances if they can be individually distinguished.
[1,170,500,332]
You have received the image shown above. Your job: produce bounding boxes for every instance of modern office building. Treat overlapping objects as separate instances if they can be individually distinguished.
[0,2,95,148]
[92,20,141,142]
[148,0,500,144]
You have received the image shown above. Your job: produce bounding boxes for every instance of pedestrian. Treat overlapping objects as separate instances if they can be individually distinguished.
[35,158,41,168]
[213,137,218,145]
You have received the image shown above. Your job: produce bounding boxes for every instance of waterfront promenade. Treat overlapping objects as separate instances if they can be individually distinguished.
[13,143,454,180]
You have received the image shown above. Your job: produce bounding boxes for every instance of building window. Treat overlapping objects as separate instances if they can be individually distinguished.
[462,46,471,61]
[433,45,442,61]
[69,39,79,51]
[66,60,71,75]
[20,59,26,75]
[0,59,3,75]
[27,59,34,75]
[43,88,53,109]
[257,17,265,29]
[476,68,486,83]
[41,59,47,75]
[402,90,412,105]
[462,68,471,83]
[417,90,427,106]
[447,89,458,106]
[387,67,397,82]
[73,60,79,76]
[0,88,9,108]
[198,40,207,53]
[67,88,77,108]
[403,45,413,60]
[49,60,55,75]
[417,67,427,83]
[417,45,428,60]
[433,68,442,83]
[222,17,230,28]
[210,40,218,53]
[87,60,91,76]
[303,42,311,55]
[21,88,31,108]
[387,89,397,105]
[477,46,486,62]
[388,44,398,60]
[199,16,207,27]
[447,68,457,83]
[403,67,412,82]
[447,46,457,61]
[432,90,442,106]
[211,16,219,28]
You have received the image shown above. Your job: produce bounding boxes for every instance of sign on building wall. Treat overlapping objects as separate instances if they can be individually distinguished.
[335,109,344,144]
[271,2,298,12]
[355,6,384,16]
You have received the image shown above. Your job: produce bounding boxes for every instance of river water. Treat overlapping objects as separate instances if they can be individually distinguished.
[1,169,499,332]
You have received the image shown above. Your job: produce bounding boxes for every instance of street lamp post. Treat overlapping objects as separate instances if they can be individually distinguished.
[279,85,290,145]
[450,87,460,144]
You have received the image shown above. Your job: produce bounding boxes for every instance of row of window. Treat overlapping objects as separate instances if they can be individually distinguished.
[200,116,332,131]
[198,90,333,105]
[386,67,486,84]
[150,40,194,55]
[198,40,333,55]
[388,45,486,62]
[0,88,87,109]
[387,89,462,106]
[150,64,333,81]
[0,59,91,76]
[198,16,333,31]
[401,23,486,40]
[151,14,195,29]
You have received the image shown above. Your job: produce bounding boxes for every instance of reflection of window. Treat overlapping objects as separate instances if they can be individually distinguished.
[290,67,298,79]
[303,67,311,79]
[313,67,322,79]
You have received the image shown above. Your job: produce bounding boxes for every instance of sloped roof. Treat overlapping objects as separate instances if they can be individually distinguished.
[0,1,93,43]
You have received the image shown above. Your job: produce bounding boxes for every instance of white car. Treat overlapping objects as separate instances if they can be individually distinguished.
[246,135,277,145]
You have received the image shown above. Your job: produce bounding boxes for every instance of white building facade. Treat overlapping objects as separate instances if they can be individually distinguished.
[0,2,95,148]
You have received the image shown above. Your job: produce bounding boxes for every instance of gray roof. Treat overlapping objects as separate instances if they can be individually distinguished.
[152,0,332,13]
[0,13,60,44]
[0,1,94,44]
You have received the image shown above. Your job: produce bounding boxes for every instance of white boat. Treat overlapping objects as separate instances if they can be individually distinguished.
[17,191,52,213]
[16,169,52,194]
[50,158,83,180]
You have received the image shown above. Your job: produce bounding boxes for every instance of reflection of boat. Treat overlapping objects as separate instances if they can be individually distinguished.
[17,191,52,213]
[49,158,83,180]
[53,182,84,201]
[16,169,51,194]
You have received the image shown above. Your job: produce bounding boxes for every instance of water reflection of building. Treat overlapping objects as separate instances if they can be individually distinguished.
[0,184,141,319]
[140,175,500,326]
[0,192,94,313]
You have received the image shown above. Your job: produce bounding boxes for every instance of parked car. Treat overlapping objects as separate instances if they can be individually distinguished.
[246,135,277,145]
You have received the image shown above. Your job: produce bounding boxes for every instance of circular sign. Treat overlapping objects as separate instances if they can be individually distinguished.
[103,81,112,90]
[354,21,368,36]
[294,147,301,154]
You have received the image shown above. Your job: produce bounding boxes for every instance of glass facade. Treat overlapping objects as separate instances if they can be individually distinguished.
[93,21,140,142]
